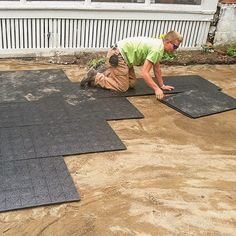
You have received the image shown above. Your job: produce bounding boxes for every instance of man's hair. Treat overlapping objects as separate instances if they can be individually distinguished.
[164,31,183,42]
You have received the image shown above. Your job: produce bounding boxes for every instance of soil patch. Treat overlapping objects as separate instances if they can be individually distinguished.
[162,50,236,65]
[22,49,236,67]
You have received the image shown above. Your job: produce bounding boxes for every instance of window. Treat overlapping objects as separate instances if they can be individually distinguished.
[2,0,200,3]
[151,0,201,4]
[91,0,145,2]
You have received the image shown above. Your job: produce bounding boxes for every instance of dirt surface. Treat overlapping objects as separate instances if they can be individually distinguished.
[162,50,236,65]
[18,48,236,67]
[0,58,235,236]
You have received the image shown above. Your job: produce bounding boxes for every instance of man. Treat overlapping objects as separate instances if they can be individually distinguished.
[80,31,183,100]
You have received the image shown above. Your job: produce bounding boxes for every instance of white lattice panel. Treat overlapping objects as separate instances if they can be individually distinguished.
[0,18,210,50]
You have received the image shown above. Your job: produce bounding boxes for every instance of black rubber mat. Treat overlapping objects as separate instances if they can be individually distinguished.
[82,75,221,98]
[0,96,71,127]
[0,119,126,161]
[0,69,143,213]
[81,79,171,98]
[0,96,143,128]
[0,69,92,103]
[164,75,221,92]
[0,81,90,103]
[0,69,69,85]
[92,97,144,120]
[73,97,144,121]
[0,75,152,102]
[0,70,221,103]
[162,90,236,118]
[0,96,90,128]
[0,156,80,212]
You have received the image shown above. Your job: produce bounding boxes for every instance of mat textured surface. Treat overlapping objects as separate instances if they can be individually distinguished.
[72,97,144,121]
[82,75,221,97]
[0,69,69,85]
[162,90,236,118]
[0,81,90,102]
[0,156,80,212]
[0,119,126,161]
[82,79,185,97]
[0,70,221,102]
[0,96,143,128]
[0,69,89,102]
[163,75,221,92]
[0,96,78,127]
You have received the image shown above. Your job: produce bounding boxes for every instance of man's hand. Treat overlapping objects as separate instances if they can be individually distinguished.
[161,85,174,91]
[155,88,164,100]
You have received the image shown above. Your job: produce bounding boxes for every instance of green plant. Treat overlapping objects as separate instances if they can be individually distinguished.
[227,47,236,57]
[201,43,214,53]
[87,57,106,69]
[162,52,177,61]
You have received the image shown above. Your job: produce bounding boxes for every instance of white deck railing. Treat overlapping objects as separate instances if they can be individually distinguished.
[0,0,218,57]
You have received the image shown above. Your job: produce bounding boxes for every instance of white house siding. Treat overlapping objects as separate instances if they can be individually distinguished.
[0,0,218,57]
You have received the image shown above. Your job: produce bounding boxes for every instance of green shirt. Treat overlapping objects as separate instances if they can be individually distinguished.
[117,37,164,68]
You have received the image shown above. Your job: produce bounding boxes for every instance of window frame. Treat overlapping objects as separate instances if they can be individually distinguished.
[0,0,218,15]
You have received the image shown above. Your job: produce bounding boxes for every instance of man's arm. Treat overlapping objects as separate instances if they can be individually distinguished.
[141,59,164,100]
[153,62,174,91]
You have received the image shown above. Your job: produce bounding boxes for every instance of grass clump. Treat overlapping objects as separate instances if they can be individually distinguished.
[227,47,236,57]
[162,52,177,61]
[87,57,106,69]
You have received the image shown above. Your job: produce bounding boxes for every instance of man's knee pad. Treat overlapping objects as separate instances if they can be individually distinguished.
[109,54,119,67]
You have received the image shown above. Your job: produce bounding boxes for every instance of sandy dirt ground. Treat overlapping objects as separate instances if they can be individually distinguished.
[0,60,235,236]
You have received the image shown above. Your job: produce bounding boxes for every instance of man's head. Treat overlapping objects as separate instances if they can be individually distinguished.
[163,31,183,52]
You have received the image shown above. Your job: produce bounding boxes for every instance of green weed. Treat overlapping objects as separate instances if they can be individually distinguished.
[87,57,106,69]
[227,47,236,57]
[162,52,177,61]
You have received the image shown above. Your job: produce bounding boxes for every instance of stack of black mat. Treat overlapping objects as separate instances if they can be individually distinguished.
[0,69,235,212]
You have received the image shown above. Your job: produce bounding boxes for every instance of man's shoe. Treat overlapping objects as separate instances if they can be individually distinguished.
[80,69,97,87]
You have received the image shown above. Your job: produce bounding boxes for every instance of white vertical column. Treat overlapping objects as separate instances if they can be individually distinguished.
[10,19,16,48]
[15,19,20,49]
[95,19,101,48]
[92,19,97,48]
[45,19,49,48]
[6,19,11,49]
[61,19,65,48]
[73,19,77,48]
[32,19,36,49]
[0,20,3,49]
[69,19,73,48]
[2,20,7,49]
[28,19,32,48]
[19,19,24,49]
[76,20,81,48]
[40,19,44,48]
[36,18,40,48]
[48,18,53,48]
[23,19,28,48]
[58,19,61,48]
[53,19,58,48]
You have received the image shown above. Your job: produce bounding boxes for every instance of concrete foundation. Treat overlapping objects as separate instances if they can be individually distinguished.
[214,3,236,45]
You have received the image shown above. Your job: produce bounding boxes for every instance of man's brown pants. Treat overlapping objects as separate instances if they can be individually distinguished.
[94,48,136,92]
